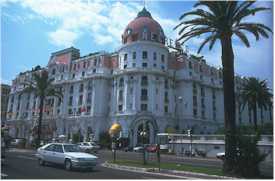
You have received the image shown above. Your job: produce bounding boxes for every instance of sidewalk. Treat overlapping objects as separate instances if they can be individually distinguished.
[7,148,36,154]
[102,162,236,179]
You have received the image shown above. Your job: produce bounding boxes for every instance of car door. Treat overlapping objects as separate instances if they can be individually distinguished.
[43,144,55,162]
[52,144,65,164]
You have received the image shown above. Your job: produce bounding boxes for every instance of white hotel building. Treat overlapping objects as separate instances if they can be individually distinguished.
[6,8,272,146]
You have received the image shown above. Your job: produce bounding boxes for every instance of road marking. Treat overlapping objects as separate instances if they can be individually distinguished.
[16,155,37,160]
[1,173,8,178]
[141,176,155,179]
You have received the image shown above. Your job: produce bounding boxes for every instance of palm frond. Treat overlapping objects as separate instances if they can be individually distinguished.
[46,88,63,100]
[209,34,218,50]
[234,30,250,47]
[232,1,255,18]
[194,1,223,16]
[179,9,215,21]
[234,7,271,24]
[197,34,216,53]
[178,28,214,43]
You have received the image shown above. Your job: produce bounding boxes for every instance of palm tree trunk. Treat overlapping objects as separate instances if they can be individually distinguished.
[36,96,44,148]
[220,35,237,174]
[253,103,258,131]
[260,107,263,127]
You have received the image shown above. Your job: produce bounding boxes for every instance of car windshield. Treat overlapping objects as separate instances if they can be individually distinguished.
[82,143,89,146]
[63,145,80,152]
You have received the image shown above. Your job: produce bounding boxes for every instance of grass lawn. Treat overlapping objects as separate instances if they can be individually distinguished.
[109,159,224,176]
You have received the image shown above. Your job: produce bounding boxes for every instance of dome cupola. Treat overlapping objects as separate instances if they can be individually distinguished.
[122,7,165,45]
[137,7,152,18]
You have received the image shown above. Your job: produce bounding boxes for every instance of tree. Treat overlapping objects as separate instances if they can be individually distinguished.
[241,77,272,131]
[21,69,63,148]
[174,1,272,174]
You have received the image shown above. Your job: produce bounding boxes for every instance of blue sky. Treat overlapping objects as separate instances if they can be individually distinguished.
[1,0,273,88]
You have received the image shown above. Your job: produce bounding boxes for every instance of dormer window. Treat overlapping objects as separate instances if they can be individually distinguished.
[142,27,148,40]
[127,28,132,35]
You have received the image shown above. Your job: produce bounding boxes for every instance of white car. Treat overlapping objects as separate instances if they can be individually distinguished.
[133,146,144,152]
[77,142,100,153]
[216,152,225,160]
[36,143,98,171]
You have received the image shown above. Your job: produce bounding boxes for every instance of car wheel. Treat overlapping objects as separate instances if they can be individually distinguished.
[65,159,72,171]
[38,158,45,166]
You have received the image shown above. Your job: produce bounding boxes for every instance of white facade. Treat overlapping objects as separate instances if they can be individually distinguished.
[6,8,273,146]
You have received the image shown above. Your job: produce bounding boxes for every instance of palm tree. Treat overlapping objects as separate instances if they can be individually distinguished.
[21,69,63,148]
[241,77,272,131]
[174,1,272,174]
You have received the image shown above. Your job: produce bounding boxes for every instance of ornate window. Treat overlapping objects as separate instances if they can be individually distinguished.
[119,78,124,87]
[141,89,148,101]
[78,95,83,105]
[141,76,148,86]
[119,90,123,101]
[79,84,84,92]
[142,51,148,59]
[141,104,147,111]
[153,52,157,60]
[70,85,74,93]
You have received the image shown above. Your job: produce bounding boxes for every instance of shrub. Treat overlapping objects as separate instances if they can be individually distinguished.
[234,132,267,178]
[72,133,80,143]
[99,131,111,148]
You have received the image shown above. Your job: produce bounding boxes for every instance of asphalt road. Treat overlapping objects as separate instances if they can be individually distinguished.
[1,150,181,179]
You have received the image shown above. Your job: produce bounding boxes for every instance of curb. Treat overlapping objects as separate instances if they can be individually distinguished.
[101,162,197,179]
[102,162,236,179]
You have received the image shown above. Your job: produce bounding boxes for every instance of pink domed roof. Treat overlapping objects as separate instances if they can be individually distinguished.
[122,8,165,45]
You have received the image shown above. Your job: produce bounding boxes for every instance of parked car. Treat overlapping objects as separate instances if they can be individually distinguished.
[10,138,26,148]
[77,142,100,153]
[216,152,225,160]
[184,150,195,157]
[122,146,133,152]
[195,149,207,158]
[133,146,144,152]
[36,143,98,171]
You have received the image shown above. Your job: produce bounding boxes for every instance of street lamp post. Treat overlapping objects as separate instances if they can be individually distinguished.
[140,130,147,165]
[111,135,117,162]
[175,96,183,132]
[109,123,122,163]
[187,129,193,157]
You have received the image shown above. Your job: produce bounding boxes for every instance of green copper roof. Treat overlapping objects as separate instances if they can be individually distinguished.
[137,7,152,18]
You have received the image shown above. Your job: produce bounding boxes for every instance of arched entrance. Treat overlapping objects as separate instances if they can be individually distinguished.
[136,122,150,145]
[130,116,158,147]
